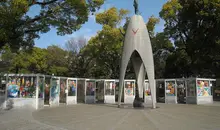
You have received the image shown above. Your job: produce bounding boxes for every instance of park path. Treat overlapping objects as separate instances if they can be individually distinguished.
[0,108,66,130]
[33,103,220,130]
[0,103,220,130]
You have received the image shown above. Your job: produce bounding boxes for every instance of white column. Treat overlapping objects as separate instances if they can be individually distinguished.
[66,79,69,105]
[4,74,9,109]
[36,75,39,110]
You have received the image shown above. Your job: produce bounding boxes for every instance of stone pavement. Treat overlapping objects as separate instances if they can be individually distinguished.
[0,103,220,130]
[0,108,65,130]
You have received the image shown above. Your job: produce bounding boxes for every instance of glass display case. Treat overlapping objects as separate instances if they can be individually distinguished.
[165,79,177,104]
[4,74,45,110]
[67,78,77,105]
[196,78,214,104]
[176,79,186,104]
[186,78,197,104]
[85,79,96,104]
[96,80,104,103]
[104,80,115,104]
[44,76,51,105]
[144,80,152,104]
[77,79,85,103]
[156,79,165,103]
[124,80,135,104]
[59,78,67,104]
[50,77,60,107]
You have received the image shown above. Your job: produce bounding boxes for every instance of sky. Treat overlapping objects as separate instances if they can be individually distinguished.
[28,0,168,48]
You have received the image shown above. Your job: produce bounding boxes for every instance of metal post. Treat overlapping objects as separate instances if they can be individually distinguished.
[58,77,60,106]
[185,79,188,104]
[209,79,212,96]
[195,78,198,104]
[133,80,136,97]
[76,79,78,104]
[104,80,106,103]
[94,80,96,103]
[49,77,52,106]
[175,79,177,104]
[4,74,9,109]
[154,79,156,104]
[164,80,167,104]
[123,80,125,104]
[66,78,68,105]
[0,74,2,90]
[208,79,213,103]
[114,80,116,103]
[84,80,86,103]
[43,75,45,101]
[36,75,39,110]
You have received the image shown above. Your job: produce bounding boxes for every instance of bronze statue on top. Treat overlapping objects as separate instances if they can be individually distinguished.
[133,0,139,15]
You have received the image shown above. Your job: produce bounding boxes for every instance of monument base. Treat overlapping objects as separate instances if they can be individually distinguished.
[133,97,144,108]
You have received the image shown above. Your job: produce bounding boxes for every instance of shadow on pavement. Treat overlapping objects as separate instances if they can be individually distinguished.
[87,103,160,110]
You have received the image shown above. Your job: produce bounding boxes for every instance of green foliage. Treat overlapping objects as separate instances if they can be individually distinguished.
[85,25,124,78]
[145,15,173,78]
[0,45,16,72]
[46,45,68,76]
[6,45,68,76]
[160,0,220,77]
[151,32,174,78]
[1,1,219,79]
[165,49,191,78]
[80,7,130,78]
[151,32,174,52]
[146,16,160,38]
[0,0,104,52]
[10,47,48,73]
[96,7,129,27]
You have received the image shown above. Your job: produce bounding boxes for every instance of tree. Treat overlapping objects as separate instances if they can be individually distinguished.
[152,32,174,78]
[10,47,48,73]
[146,15,160,39]
[145,16,174,78]
[0,0,104,52]
[86,25,124,78]
[8,45,69,75]
[165,49,191,78]
[96,7,129,28]
[0,45,16,73]
[160,0,220,77]
[65,36,87,54]
[46,45,68,76]
[82,7,129,79]
[64,36,88,77]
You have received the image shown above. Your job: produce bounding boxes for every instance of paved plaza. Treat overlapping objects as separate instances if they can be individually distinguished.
[0,103,220,130]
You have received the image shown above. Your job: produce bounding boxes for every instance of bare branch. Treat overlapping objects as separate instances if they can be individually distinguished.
[24,28,41,33]
[29,0,58,6]
[119,28,125,37]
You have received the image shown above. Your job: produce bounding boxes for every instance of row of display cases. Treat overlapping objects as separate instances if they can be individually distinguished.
[0,74,216,110]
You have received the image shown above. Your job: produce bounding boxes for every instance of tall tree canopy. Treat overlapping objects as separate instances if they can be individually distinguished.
[10,47,48,73]
[46,45,68,76]
[1,1,219,79]
[96,7,129,28]
[146,16,174,78]
[81,7,129,78]
[160,0,220,78]
[64,36,88,77]
[0,0,104,51]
